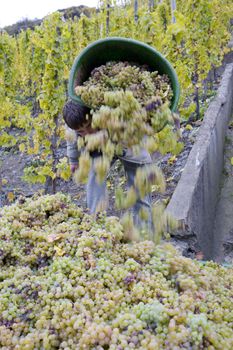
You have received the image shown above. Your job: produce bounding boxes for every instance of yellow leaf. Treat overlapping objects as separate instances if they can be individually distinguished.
[54,246,65,256]
[185,124,193,131]
[162,197,169,205]
[2,178,8,185]
[47,234,63,243]
[63,65,70,80]
[166,176,174,182]
[223,47,230,54]
[168,155,177,165]
[19,143,26,152]
[7,192,15,202]
[231,158,233,166]
[119,177,126,186]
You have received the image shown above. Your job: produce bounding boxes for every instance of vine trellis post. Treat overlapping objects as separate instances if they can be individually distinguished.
[170,0,176,24]
[134,0,139,23]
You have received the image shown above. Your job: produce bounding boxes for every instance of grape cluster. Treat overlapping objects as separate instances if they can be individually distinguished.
[0,194,233,349]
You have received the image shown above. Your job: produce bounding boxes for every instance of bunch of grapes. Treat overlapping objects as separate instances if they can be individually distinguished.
[0,194,233,349]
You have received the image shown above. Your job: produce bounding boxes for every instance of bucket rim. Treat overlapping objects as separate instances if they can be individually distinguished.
[68,36,180,112]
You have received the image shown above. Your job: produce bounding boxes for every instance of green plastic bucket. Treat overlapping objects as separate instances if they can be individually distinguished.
[68,37,180,112]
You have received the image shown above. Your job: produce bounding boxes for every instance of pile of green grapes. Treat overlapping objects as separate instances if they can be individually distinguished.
[75,62,178,148]
[0,193,233,349]
[75,61,173,110]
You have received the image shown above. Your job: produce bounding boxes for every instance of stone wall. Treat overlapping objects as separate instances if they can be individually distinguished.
[167,63,233,259]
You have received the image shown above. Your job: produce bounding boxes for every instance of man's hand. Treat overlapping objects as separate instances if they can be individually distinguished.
[70,164,78,174]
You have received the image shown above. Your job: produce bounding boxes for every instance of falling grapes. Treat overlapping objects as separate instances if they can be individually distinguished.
[0,194,232,349]
[73,61,183,216]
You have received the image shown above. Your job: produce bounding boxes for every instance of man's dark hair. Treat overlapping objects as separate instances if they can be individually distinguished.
[63,100,91,130]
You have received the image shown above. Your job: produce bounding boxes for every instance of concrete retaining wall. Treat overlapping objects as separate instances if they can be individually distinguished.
[167,63,233,259]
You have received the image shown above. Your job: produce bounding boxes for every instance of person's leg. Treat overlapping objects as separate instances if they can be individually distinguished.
[121,160,153,235]
[86,157,116,214]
